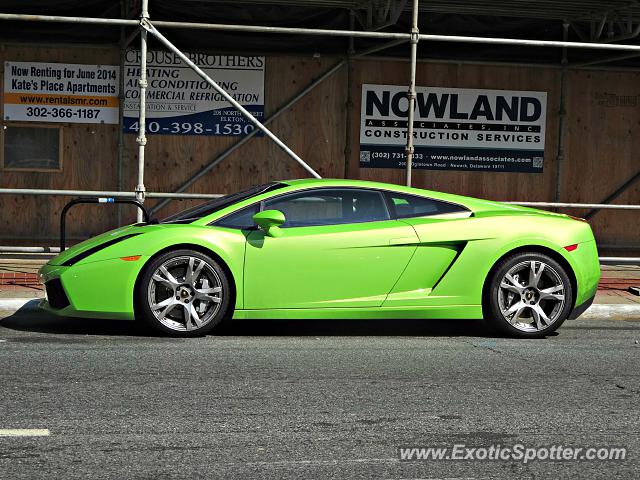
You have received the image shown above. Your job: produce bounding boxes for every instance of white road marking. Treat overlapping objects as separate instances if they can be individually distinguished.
[0,429,50,437]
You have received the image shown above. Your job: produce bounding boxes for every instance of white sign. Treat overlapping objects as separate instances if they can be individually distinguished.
[123,50,265,136]
[3,61,119,124]
[360,84,547,173]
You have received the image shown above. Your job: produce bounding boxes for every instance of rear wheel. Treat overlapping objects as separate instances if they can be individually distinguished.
[138,249,231,336]
[485,252,573,338]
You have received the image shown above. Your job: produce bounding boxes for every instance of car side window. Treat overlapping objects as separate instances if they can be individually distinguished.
[214,204,260,230]
[386,192,468,218]
[264,188,390,227]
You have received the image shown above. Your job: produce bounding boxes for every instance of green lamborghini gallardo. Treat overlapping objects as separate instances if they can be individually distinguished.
[39,179,600,338]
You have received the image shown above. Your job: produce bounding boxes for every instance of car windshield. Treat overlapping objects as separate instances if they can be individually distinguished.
[162,182,286,223]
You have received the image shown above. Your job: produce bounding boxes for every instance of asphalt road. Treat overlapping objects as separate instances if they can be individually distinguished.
[0,301,638,479]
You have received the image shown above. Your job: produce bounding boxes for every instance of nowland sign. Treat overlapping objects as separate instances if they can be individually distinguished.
[359,84,547,173]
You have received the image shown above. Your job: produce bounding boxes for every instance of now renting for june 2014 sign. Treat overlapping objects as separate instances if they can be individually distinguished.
[3,61,119,124]
[359,84,547,173]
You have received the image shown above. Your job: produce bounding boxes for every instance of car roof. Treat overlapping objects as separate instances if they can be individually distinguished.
[279,177,422,192]
[275,178,541,216]
[282,178,389,187]
[278,178,465,203]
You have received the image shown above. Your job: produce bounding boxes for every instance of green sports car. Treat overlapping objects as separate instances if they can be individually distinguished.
[39,178,600,338]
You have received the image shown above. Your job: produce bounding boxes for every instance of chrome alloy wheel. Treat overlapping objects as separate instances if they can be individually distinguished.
[497,260,566,332]
[147,256,223,332]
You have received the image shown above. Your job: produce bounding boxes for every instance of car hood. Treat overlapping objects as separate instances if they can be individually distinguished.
[48,224,164,266]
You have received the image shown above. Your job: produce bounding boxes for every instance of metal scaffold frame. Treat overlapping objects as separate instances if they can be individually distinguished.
[0,1,640,262]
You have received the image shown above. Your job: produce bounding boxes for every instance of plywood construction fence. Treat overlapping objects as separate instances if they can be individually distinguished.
[0,43,638,251]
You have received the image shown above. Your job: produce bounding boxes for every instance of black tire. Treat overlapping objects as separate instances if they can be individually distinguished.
[485,252,573,338]
[137,249,231,337]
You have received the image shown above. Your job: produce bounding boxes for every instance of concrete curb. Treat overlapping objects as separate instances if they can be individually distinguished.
[0,298,40,311]
[0,298,639,320]
[580,304,640,321]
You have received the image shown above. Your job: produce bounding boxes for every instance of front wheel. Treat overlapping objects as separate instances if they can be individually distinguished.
[485,252,573,338]
[138,249,231,336]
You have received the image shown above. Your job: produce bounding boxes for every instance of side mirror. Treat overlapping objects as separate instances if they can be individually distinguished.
[252,209,286,238]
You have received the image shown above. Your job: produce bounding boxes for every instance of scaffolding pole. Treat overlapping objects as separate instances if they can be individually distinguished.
[0,188,222,199]
[554,22,569,202]
[5,13,640,53]
[343,11,356,180]
[504,202,640,210]
[2,188,638,210]
[141,20,321,179]
[116,0,127,226]
[405,0,419,187]
[134,0,149,222]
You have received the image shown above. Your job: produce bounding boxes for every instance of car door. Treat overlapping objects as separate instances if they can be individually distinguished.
[243,188,419,309]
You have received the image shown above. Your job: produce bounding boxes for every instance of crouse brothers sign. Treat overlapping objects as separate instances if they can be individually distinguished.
[123,50,264,136]
[359,84,547,173]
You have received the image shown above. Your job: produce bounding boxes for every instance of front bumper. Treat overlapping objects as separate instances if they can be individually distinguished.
[39,256,146,320]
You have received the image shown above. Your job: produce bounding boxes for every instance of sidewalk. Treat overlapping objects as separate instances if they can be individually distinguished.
[594,264,640,304]
[0,258,45,298]
[1,257,639,316]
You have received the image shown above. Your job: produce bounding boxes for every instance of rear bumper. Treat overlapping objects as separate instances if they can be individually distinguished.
[566,239,600,307]
[568,293,595,320]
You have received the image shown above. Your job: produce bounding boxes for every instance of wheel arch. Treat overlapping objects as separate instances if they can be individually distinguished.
[133,243,237,319]
[481,245,577,316]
